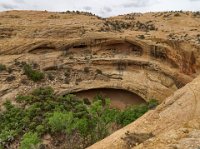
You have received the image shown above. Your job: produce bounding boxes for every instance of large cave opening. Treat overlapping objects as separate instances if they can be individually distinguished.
[73,88,146,109]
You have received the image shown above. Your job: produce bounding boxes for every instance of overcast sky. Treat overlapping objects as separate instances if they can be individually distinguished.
[0,0,200,17]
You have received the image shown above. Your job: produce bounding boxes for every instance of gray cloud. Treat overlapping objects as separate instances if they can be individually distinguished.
[0,0,25,10]
[103,7,112,13]
[99,7,112,17]
[0,3,16,9]
[83,6,92,11]
[123,0,150,8]
[13,0,26,3]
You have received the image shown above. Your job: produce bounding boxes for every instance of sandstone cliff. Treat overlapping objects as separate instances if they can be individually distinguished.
[0,10,200,148]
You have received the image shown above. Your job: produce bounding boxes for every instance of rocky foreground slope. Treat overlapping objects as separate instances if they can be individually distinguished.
[89,75,200,149]
[0,10,200,148]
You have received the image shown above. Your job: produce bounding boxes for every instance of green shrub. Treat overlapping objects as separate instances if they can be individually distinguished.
[47,73,55,81]
[31,86,54,101]
[96,69,102,74]
[0,86,159,148]
[86,99,119,142]
[0,101,26,146]
[3,100,14,110]
[16,87,54,105]
[7,67,13,74]
[5,75,16,82]
[19,132,40,149]
[48,15,60,19]
[73,118,90,137]
[116,104,148,126]
[35,125,45,135]
[47,112,74,133]
[0,130,17,146]
[116,99,158,126]
[174,13,180,17]
[0,64,6,72]
[122,131,154,148]
[16,95,35,104]
[148,99,159,109]
[23,64,44,82]
[137,34,145,39]
[73,104,88,118]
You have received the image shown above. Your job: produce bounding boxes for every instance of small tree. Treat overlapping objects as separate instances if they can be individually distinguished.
[73,118,90,141]
[87,99,119,143]
[19,132,40,149]
[48,112,74,134]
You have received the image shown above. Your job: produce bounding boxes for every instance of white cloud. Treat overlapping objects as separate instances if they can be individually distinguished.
[0,0,200,17]
[122,0,153,8]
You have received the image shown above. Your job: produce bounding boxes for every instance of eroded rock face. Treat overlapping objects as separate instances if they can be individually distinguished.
[0,36,198,103]
[0,10,200,148]
[88,75,200,149]
[0,36,192,104]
